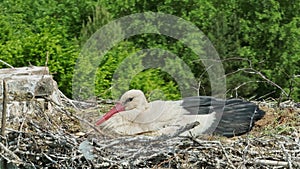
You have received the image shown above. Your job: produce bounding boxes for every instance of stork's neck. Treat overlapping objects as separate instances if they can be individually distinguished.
[122,103,149,122]
[138,96,149,109]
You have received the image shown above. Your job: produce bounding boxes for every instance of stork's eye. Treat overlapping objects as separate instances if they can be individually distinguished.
[126,97,134,103]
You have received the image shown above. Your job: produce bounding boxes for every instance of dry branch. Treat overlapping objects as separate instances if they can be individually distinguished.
[0,60,14,69]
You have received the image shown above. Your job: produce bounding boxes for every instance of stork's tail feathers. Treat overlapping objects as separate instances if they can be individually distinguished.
[182,96,265,137]
[214,98,265,137]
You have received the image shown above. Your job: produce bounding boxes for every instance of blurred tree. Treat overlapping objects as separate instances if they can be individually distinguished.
[0,0,298,101]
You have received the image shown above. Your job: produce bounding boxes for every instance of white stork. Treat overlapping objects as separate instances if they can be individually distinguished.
[96,89,264,137]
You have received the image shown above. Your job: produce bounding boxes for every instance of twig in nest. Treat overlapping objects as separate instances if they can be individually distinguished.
[45,97,112,137]
[216,141,235,168]
[58,90,79,110]
[17,107,30,147]
[172,121,200,138]
[253,159,289,167]
[43,153,57,164]
[0,59,14,68]
[155,155,175,168]
[45,51,49,67]
[241,107,259,166]
[280,143,293,169]
[190,138,236,168]
[0,141,23,164]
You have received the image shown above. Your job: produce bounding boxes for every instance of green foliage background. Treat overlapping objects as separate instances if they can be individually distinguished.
[0,0,299,101]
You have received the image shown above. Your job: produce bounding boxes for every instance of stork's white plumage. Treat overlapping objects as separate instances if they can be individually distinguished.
[96,90,265,137]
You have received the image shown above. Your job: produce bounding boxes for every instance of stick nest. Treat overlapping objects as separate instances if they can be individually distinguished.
[0,96,299,169]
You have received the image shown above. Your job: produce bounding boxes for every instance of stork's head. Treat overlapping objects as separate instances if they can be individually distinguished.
[119,90,148,111]
[95,90,148,125]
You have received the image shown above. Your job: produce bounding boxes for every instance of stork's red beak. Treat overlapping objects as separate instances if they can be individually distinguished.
[95,103,125,126]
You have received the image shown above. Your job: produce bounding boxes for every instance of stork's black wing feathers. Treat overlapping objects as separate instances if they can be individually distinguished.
[181,96,265,137]
[181,96,225,115]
